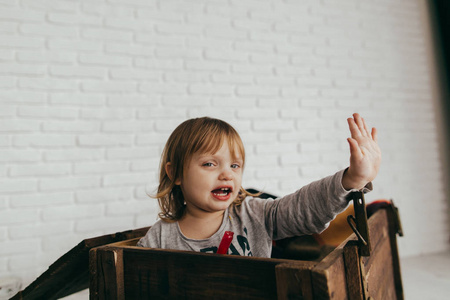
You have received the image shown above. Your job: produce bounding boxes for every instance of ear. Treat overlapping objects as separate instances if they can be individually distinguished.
[165,162,181,185]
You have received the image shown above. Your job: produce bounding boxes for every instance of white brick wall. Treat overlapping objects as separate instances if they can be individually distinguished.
[1,0,449,296]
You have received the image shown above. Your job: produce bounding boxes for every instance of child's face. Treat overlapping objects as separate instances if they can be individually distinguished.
[177,142,243,217]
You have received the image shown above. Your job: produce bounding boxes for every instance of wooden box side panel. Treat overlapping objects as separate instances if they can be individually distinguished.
[363,209,403,299]
[120,248,314,300]
[311,249,348,300]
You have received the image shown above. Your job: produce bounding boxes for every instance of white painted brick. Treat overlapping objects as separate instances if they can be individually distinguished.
[0,105,15,117]
[204,49,248,62]
[42,121,99,133]
[50,65,106,79]
[0,208,39,225]
[20,23,77,38]
[253,120,294,131]
[280,108,319,119]
[0,62,46,76]
[162,96,209,108]
[255,166,298,180]
[0,34,44,49]
[103,172,150,187]
[211,73,253,84]
[50,93,106,106]
[187,107,235,120]
[81,3,135,18]
[136,32,184,47]
[0,239,40,256]
[134,57,183,70]
[0,48,14,61]
[0,136,10,147]
[156,47,202,60]
[40,176,101,192]
[105,200,154,216]
[76,187,133,203]
[9,221,71,239]
[78,134,133,147]
[9,163,71,177]
[156,22,203,36]
[0,150,40,162]
[240,132,277,144]
[272,66,312,79]
[164,72,210,83]
[74,161,129,175]
[19,78,76,91]
[48,12,101,26]
[79,54,132,66]
[81,28,133,42]
[22,0,77,12]
[17,50,76,64]
[139,82,188,95]
[185,60,229,73]
[44,149,103,161]
[0,20,17,34]
[75,216,134,233]
[0,8,45,22]
[102,121,154,133]
[48,38,102,52]
[42,203,103,221]
[299,141,339,152]
[81,81,137,93]
[255,143,297,155]
[234,40,273,53]
[80,108,134,120]
[131,158,160,172]
[105,43,154,56]
[106,147,159,160]
[10,192,73,207]
[42,233,96,252]
[137,108,186,120]
[0,226,6,242]
[231,63,273,75]
[159,0,204,12]
[236,109,278,119]
[137,5,183,20]
[18,106,78,119]
[188,84,234,96]
[109,68,160,81]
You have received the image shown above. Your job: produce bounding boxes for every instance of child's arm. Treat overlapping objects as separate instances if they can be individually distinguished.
[341,113,381,191]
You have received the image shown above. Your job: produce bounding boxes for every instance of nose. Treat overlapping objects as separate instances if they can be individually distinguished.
[219,167,233,181]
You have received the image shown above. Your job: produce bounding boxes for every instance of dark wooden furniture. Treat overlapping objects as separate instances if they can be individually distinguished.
[89,206,403,299]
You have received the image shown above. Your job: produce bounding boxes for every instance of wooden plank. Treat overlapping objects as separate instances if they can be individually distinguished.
[10,227,149,300]
[311,248,348,300]
[276,263,314,300]
[92,247,125,300]
[118,247,315,299]
[387,206,404,300]
[343,241,363,300]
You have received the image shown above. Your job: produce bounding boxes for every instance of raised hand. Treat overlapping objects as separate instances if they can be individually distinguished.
[342,113,381,190]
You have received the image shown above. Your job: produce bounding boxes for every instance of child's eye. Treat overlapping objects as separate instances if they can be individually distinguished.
[231,163,240,169]
[203,162,214,167]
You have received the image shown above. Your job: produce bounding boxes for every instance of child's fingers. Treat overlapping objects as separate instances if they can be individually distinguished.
[371,127,378,143]
[362,118,371,136]
[347,137,363,160]
[347,117,362,138]
[353,113,368,137]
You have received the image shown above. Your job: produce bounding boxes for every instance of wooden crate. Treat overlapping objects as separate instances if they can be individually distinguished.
[89,207,403,300]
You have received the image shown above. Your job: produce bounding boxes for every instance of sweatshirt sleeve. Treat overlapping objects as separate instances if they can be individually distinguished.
[264,169,372,240]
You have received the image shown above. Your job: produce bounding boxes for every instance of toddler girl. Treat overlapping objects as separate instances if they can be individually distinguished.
[137,114,380,257]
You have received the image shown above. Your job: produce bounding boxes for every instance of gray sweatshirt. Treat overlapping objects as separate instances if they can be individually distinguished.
[137,169,372,257]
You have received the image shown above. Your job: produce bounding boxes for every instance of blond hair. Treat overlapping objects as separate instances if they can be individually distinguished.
[155,117,254,222]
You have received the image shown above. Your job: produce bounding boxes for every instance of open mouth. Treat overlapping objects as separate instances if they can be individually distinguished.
[211,187,232,197]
